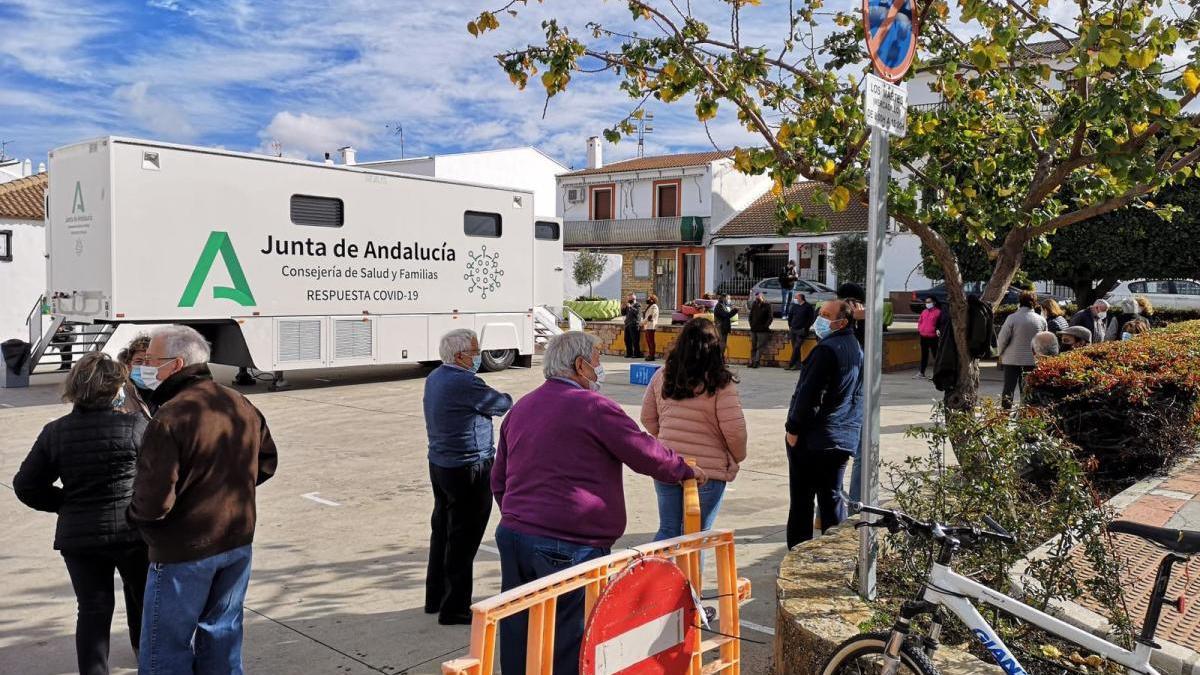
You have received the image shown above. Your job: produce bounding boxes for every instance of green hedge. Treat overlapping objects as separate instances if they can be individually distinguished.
[1024,320,1200,487]
[564,299,621,321]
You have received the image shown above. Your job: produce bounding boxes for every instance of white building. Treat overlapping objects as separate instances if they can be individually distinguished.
[557,139,772,308]
[358,146,568,218]
[0,173,47,342]
[0,157,43,185]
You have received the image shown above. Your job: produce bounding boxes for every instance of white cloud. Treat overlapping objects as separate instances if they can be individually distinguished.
[114,81,197,139]
[257,111,373,159]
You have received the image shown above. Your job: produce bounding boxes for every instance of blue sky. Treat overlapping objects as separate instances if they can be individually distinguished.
[0,0,790,170]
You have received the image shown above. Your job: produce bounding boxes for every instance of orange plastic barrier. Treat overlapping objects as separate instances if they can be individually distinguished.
[442,478,751,675]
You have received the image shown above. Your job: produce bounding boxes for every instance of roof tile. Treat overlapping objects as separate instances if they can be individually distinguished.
[561,150,732,177]
[0,173,46,221]
[716,181,867,237]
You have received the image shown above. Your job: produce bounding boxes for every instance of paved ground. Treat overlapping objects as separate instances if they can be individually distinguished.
[0,357,1003,674]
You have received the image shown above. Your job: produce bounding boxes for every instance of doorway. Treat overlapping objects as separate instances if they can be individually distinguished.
[654,255,677,310]
[678,247,706,305]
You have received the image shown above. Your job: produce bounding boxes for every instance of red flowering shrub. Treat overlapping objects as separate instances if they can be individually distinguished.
[1024,321,1200,487]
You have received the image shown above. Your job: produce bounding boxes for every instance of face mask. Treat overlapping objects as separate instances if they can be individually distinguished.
[138,363,165,391]
[813,316,833,340]
[1096,312,1107,320]
[1121,332,1132,341]
[130,366,147,389]
[111,388,126,410]
[925,302,934,309]
[470,354,482,372]
[583,361,606,391]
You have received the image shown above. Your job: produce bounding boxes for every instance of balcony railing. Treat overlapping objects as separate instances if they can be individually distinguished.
[564,216,707,247]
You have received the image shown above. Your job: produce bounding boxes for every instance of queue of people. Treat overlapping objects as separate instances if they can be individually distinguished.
[14,325,276,675]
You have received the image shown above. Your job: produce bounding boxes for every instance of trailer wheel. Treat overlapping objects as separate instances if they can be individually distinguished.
[481,349,517,372]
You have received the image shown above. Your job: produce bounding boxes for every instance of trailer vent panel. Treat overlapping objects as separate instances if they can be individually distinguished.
[278,319,322,362]
[291,195,344,228]
[334,319,373,360]
[534,221,560,241]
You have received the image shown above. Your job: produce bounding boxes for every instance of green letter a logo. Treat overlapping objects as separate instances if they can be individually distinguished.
[72,181,85,213]
[179,231,257,307]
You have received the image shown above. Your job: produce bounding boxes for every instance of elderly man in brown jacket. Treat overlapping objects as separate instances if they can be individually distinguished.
[127,325,277,675]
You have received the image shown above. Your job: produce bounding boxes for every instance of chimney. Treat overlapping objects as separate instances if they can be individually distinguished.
[323,152,334,165]
[37,161,45,173]
[586,136,603,170]
[338,146,357,165]
[22,158,31,176]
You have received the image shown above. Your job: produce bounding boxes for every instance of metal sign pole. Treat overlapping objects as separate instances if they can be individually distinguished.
[858,125,889,600]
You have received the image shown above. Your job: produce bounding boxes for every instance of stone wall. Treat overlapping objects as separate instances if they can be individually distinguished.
[776,523,999,675]
[586,321,923,371]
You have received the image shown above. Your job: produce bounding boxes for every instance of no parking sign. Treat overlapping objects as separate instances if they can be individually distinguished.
[863,0,918,82]
[579,557,699,674]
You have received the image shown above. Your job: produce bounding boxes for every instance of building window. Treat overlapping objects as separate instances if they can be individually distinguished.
[464,211,502,237]
[290,195,344,227]
[654,180,680,218]
[590,185,615,220]
[633,258,651,279]
[0,230,10,262]
[534,220,560,241]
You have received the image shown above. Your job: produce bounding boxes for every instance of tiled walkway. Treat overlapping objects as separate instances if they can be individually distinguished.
[1068,456,1200,652]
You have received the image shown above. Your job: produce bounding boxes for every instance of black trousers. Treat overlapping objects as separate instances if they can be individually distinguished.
[786,443,853,549]
[788,329,808,368]
[61,543,149,675]
[919,336,938,375]
[426,459,493,621]
[623,325,642,357]
[750,331,770,366]
[1001,364,1033,409]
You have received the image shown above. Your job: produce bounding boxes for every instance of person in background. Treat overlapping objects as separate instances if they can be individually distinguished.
[1070,299,1119,342]
[641,294,660,361]
[1057,325,1092,352]
[621,293,642,358]
[423,329,513,625]
[836,282,867,346]
[116,333,153,418]
[14,352,149,675]
[748,292,773,368]
[641,318,747,540]
[1039,298,1069,333]
[1121,318,1150,340]
[996,291,1047,409]
[785,293,816,371]
[784,300,863,547]
[915,297,942,379]
[713,294,736,354]
[1135,295,1159,326]
[492,331,703,675]
[779,261,799,316]
[52,322,76,370]
[1031,331,1060,361]
[128,325,277,674]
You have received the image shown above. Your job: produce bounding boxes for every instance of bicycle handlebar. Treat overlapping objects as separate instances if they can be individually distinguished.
[848,498,1015,547]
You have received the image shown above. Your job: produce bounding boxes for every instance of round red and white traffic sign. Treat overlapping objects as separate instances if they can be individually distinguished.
[863,0,919,83]
[579,557,699,674]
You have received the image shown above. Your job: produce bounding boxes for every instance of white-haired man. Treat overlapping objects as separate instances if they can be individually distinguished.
[491,331,704,674]
[1070,299,1119,342]
[422,329,512,625]
[1031,331,1060,361]
[128,324,277,674]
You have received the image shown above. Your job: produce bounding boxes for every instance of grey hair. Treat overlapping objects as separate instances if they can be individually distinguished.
[1118,298,1138,315]
[1092,298,1110,311]
[439,329,477,363]
[155,325,210,366]
[543,331,600,379]
[1031,331,1059,358]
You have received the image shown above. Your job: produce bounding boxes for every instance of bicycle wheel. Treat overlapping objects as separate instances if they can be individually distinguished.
[822,632,942,675]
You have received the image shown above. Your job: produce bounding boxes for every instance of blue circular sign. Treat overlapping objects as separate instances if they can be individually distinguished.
[863,0,918,82]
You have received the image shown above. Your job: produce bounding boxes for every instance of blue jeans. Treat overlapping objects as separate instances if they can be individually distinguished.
[139,544,253,675]
[782,289,794,315]
[496,525,608,675]
[653,479,727,540]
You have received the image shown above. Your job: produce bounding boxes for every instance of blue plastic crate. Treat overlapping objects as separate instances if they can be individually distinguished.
[629,362,662,386]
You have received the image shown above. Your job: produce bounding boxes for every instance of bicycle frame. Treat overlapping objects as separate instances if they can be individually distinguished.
[921,563,1158,675]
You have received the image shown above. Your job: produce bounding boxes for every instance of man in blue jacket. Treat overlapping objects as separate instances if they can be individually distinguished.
[784,300,863,548]
[423,329,513,624]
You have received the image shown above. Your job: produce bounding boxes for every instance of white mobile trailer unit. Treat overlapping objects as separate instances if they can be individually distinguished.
[46,137,564,377]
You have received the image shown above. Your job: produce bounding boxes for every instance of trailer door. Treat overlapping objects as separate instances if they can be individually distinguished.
[533,218,564,307]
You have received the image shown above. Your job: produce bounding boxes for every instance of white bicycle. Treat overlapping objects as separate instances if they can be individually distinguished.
[822,502,1199,675]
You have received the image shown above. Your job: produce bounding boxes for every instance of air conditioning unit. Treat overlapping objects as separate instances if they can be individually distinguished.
[566,187,585,203]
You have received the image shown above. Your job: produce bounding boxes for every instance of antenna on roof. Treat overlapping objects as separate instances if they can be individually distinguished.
[636,113,654,158]
[269,139,283,157]
[0,141,11,162]
[386,122,405,158]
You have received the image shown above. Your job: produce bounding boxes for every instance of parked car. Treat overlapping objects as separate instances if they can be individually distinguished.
[907,283,1072,314]
[1107,279,1200,311]
[749,277,837,316]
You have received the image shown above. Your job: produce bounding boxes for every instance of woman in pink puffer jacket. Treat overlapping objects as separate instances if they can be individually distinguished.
[641,318,748,540]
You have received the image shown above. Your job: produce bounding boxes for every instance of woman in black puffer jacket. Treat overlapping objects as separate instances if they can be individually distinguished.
[14,352,148,675]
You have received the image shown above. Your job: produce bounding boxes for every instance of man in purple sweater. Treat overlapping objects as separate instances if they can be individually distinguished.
[492,331,705,674]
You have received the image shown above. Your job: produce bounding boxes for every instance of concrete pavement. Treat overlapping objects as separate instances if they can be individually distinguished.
[0,358,1003,674]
